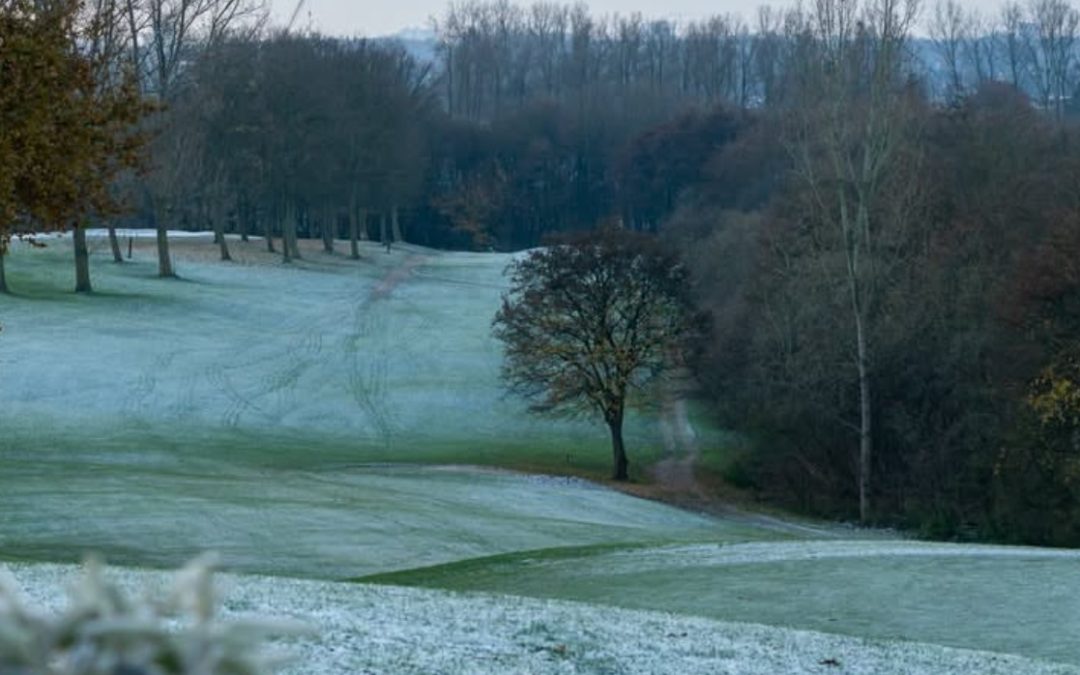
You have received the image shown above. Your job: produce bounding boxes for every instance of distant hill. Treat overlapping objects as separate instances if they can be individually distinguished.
[381,27,437,63]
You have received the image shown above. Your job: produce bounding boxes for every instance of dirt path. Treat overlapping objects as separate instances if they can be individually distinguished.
[640,370,847,538]
[368,254,431,302]
[650,366,703,495]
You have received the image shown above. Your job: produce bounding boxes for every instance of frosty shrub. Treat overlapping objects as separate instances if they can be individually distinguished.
[0,555,305,675]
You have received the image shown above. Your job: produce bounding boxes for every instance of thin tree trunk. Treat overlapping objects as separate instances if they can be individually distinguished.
[0,249,9,294]
[321,209,334,254]
[856,309,872,523]
[349,207,362,260]
[107,225,123,263]
[264,210,276,253]
[151,197,175,278]
[214,207,232,262]
[240,200,250,242]
[281,208,292,264]
[380,212,389,251]
[156,222,174,277]
[74,222,92,293]
[285,203,301,260]
[391,205,403,243]
[607,413,629,481]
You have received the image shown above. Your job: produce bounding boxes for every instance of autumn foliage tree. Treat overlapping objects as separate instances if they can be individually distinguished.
[493,229,702,480]
[0,0,148,293]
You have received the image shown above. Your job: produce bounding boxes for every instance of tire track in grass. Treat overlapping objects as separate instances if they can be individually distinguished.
[124,344,182,416]
[344,255,431,447]
[206,365,265,429]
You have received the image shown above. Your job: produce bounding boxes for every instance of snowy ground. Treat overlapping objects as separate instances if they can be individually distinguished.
[0,236,750,574]
[2,234,1079,672]
[5,562,1077,675]
[367,539,1080,666]
[0,234,680,471]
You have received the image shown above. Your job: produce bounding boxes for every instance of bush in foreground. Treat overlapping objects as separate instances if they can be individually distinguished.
[0,555,302,675]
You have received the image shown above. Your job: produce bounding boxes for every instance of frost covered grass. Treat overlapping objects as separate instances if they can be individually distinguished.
[0,235,708,476]
[0,457,756,578]
[365,539,1080,666]
[5,235,1080,672]
[0,236,757,575]
[4,561,1077,675]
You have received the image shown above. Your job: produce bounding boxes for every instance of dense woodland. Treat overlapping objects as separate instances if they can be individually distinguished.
[8,0,1080,544]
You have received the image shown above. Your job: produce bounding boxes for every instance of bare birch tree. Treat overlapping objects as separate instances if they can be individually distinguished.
[786,0,921,523]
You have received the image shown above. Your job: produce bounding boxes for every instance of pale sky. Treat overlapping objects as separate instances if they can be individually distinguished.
[269,0,1002,38]
[269,1,764,37]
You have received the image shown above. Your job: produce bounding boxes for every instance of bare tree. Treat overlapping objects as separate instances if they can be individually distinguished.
[963,10,998,84]
[1000,1,1028,89]
[786,0,921,523]
[1026,0,1079,119]
[930,0,967,100]
[125,0,264,277]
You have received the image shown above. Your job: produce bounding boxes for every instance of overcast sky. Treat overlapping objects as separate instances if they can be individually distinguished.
[267,0,785,38]
[269,0,998,38]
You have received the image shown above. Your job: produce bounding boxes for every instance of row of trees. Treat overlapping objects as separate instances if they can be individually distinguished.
[929,0,1080,113]
[55,0,1080,271]
[637,0,1080,544]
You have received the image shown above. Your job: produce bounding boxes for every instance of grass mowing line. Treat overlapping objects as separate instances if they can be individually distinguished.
[358,537,1080,667]
[0,456,744,581]
[352,534,800,586]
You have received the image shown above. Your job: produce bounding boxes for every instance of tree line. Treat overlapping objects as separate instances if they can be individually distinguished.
[659,0,1080,545]
[14,0,1080,269]
[9,0,1080,544]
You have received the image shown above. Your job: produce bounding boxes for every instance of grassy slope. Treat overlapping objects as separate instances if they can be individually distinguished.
[362,539,1080,666]
[0,236,707,477]
[3,235,1078,671]
[0,236,749,577]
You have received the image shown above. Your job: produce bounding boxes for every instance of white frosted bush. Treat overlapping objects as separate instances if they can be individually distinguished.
[0,556,304,675]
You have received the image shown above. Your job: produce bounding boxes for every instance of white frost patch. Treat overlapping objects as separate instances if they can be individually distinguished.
[26,229,218,240]
[88,228,217,239]
[591,540,1080,574]
[3,562,1074,675]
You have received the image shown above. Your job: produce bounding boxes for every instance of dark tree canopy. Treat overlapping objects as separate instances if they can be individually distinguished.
[493,228,701,480]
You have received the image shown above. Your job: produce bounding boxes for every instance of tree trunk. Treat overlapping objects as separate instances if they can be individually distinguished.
[284,203,301,260]
[855,309,872,524]
[214,207,232,262]
[321,209,334,254]
[281,210,292,264]
[380,212,389,251]
[607,413,629,481]
[391,205,403,244]
[0,249,9,294]
[240,201,250,242]
[151,200,174,278]
[264,211,276,253]
[74,222,92,293]
[348,211,359,259]
[107,225,123,263]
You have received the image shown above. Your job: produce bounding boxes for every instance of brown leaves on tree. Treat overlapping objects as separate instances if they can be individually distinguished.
[492,227,704,480]
[0,0,150,249]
